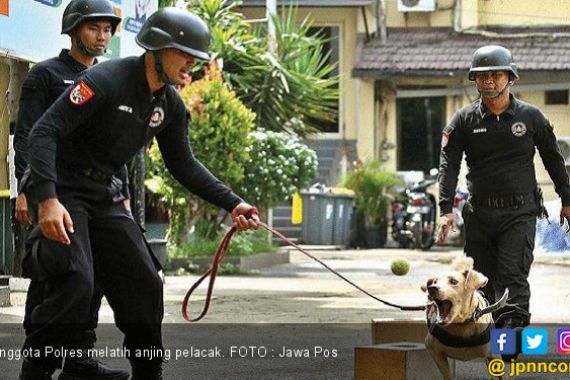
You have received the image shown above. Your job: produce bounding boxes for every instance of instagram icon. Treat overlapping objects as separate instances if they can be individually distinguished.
[558,329,570,354]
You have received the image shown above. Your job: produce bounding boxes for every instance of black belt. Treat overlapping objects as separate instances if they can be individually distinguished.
[60,166,113,184]
[472,192,534,209]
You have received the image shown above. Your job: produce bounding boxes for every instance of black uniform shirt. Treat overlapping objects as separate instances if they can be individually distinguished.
[14,49,129,196]
[29,55,243,212]
[439,94,570,215]
[14,49,87,184]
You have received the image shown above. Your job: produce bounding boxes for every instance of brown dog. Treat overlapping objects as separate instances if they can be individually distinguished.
[421,257,505,380]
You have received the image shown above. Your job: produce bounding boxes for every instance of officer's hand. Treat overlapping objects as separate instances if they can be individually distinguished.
[436,213,457,245]
[38,198,74,245]
[560,206,570,234]
[231,202,259,231]
[15,193,33,225]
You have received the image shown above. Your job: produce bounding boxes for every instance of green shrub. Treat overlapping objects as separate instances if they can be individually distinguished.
[146,63,255,244]
[238,129,318,209]
[169,228,277,258]
[344,160,401,227]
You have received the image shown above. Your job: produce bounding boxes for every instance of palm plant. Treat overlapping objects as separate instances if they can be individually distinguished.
[185,0,340,137]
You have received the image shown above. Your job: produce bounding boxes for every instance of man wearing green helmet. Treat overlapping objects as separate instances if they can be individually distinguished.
[23,7,259,380]
[437,45,570,360]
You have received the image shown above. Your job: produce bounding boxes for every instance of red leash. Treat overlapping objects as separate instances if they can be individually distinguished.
[182,221,426,322]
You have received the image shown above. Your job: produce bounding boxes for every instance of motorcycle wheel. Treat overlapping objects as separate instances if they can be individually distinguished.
[411,221,422,250]
[420,215,436,250]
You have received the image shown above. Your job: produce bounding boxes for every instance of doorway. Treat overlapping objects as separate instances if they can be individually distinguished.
[397,97,446,173]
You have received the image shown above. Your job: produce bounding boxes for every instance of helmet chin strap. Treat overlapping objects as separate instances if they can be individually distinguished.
[74,33,105,57]
[479,80,512,99]
[153,51,175,86]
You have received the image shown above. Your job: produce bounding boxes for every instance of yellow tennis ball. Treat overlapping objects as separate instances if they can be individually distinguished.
[391,258,410,276]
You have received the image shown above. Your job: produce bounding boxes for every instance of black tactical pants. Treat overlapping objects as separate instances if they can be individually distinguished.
[22,174,163,371]
[463,200,537,327]
[22,174,107,344]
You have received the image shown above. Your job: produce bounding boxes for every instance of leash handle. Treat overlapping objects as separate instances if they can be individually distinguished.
[181,220,426,322]
[181,226,237,322]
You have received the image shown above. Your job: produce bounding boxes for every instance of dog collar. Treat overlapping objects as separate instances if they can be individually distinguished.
[471,288,510,322]
[428,320,492,348]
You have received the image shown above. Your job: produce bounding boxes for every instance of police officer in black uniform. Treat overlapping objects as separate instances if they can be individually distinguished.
[23,7,259,380]
[16,1,129,379]
[437,45,570,334]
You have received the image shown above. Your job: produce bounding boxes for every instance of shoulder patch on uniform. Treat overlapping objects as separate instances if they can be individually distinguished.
[69,80,95,106]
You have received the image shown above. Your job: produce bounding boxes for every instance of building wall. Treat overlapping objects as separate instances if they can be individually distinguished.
[384,0,570,29]
[521,90,570,200]
[385,0,455,28]
[0,63,9,190]
[478,0,570,26]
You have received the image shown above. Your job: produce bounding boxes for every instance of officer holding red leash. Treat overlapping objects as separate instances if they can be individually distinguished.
[22,7,258,380]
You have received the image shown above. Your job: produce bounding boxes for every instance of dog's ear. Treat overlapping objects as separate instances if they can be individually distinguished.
[464,269,488,290]
[452,256,474,272]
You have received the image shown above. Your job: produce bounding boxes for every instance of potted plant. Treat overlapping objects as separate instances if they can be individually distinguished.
[344,160,402,248]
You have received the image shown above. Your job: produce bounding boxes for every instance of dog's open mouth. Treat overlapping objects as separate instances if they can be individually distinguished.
[434,299,453,324]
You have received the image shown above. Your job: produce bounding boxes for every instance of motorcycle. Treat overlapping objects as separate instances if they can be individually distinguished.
[391,169,438,250]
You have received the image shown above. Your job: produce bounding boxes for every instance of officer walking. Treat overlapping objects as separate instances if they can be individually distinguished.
[15,1,129,379]
[437,45,570,335]
[23,7,259,380]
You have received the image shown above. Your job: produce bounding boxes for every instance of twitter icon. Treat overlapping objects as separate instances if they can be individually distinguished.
[522,328,548,354]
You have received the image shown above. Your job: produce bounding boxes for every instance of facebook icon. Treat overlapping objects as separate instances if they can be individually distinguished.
[491,329,517,355]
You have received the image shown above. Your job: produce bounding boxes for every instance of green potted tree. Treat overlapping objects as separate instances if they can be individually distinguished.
[344,160,401,248]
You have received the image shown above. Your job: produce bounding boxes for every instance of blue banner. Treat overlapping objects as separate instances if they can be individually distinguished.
[0,0,157,62]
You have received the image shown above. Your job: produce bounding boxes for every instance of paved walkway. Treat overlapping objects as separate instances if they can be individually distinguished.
[1,246,569,379]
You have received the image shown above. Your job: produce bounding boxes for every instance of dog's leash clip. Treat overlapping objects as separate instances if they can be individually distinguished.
[471,288,509,321]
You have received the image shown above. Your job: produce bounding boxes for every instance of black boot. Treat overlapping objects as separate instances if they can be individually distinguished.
[131,361,163,380]
[58,355,130,380]
[19,358,54,380]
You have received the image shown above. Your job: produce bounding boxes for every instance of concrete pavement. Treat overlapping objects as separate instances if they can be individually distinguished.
[1,245,570,379]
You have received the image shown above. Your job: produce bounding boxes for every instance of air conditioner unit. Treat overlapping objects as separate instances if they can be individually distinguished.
[398,0,437,12]
[557,137,570,165]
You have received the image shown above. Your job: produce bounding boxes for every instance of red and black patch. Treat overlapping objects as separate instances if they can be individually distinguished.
[69,80,95,106]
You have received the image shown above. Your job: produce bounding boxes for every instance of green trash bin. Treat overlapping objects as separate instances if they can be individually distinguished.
[300,192,336,245]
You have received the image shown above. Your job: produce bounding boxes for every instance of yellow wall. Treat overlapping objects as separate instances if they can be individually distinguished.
[0,63,9,190]
[385,0,454,28]
[356,78,375,160]
[384,0,570,29]
[519,90,570,201]
[478,0,570,26]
